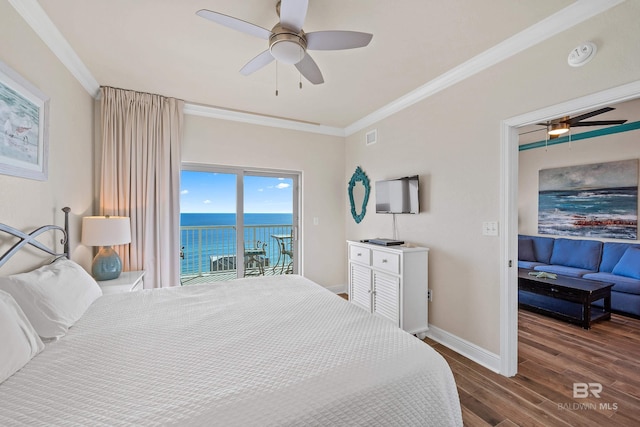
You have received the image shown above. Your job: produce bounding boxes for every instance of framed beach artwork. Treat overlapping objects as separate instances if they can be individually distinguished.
[538,159,638,240]
[0,60,49,181]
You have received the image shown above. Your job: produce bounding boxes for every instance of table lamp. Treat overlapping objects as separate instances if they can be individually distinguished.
[82,216,131,281]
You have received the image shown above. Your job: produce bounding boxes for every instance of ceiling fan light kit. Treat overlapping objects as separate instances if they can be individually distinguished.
[269,25,306,64]
[548,121,570,136]
[197,0,372,86]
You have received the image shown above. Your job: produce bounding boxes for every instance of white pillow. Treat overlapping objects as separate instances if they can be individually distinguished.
[0,289,44,383]
[0,258,102,339]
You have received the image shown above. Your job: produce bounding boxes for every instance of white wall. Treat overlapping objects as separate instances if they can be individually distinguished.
[182,115,346,288]
[0,0,94,274]
[345,1,640,354]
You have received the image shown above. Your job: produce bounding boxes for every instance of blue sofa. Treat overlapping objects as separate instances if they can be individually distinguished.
[518,235,640,318]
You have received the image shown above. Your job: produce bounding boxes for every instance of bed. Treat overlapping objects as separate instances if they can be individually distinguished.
[0,210,462,426]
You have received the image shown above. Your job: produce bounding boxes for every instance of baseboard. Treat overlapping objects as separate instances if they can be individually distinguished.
[425,324,501,374]
[326,284,347,294]
[332,288,502,373]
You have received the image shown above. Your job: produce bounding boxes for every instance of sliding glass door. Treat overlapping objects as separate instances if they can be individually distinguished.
[180,166,299,284]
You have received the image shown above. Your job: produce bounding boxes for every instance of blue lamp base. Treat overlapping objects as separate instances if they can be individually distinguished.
[92,246,123,281]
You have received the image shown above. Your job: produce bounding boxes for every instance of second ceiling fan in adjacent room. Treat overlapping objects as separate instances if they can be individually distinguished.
[539,107,628,138]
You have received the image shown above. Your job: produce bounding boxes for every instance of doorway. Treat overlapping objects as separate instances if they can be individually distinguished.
[500,80,640,376]
[179,164,300,283]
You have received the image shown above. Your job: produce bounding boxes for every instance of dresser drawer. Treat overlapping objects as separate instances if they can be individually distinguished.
[372,250,400,274]
[349,244,371,265]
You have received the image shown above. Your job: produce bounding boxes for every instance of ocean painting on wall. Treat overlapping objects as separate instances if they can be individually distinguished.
[538,159,638,240]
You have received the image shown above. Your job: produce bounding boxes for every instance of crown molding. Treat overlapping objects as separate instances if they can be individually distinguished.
[8,0,100,97]
[344,0,625,136]
[183,103,345,137]
[11,0,623,138]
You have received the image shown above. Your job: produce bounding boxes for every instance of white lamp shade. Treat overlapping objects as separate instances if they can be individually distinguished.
[82,216,132,247]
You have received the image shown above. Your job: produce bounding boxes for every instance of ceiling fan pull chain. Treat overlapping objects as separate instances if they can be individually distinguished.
[275,61,279,96]
[545,130,548,152]
[299,46,303,90]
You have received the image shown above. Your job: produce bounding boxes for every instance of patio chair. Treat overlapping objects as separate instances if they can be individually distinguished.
[273,232,293,274]
[244,240,267,276]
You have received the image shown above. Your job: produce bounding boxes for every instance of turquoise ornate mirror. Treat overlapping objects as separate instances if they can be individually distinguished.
[348,166,370,224]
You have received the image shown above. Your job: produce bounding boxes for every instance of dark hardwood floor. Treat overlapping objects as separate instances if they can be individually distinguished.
[337,293,640,426]
[425,310,640,426]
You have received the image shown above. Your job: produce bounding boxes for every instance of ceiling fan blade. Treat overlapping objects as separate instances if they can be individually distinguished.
[306,31,373,50]
[196,9,271,40]
[570,120,628,127]
[240,50,275,75]
[518,128,546,136]
[563,107,615,124]
[295,53,324,84]
[279,0,308,32]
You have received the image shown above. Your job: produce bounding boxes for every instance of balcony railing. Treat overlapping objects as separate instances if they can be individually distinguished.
[180,224,292,283]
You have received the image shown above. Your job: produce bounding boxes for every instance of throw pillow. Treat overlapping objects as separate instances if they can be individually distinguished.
[518,238,536,262]
[612,246,640,280]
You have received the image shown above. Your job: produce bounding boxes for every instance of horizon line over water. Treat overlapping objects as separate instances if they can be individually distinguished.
[181,212,293,227]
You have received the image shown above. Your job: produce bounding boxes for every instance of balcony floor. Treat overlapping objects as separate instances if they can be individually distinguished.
[180,266,291,286]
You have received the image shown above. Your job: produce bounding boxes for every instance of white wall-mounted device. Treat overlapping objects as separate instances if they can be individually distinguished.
[568,42,597,67]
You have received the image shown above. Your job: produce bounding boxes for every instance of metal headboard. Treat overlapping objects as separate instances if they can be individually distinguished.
[0,207,70,268]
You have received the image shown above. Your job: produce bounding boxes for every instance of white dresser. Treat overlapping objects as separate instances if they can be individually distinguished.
[347,240,429,336]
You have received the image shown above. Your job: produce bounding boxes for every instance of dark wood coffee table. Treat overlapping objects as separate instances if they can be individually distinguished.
[518,268,613,329]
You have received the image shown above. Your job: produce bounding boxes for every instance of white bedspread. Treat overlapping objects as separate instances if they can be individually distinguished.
[0,275,462,426]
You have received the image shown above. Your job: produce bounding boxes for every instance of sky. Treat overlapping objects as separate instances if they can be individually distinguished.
[180,171,293,213]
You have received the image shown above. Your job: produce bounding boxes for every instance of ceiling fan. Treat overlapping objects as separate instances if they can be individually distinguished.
[196,0,373,85]
[537,107,627,138]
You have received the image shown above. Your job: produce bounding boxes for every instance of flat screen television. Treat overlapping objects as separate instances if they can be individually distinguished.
[375,175,419,214]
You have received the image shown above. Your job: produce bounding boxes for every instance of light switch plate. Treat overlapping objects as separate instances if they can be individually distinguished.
[482,221,499,236]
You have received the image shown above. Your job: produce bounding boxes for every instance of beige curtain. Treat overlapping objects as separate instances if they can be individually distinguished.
[100,87,183,288]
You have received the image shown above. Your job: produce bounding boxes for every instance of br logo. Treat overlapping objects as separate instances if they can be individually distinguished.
[573,383,602,398]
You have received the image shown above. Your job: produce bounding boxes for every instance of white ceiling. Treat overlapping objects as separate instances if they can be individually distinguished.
[23,0,624,133]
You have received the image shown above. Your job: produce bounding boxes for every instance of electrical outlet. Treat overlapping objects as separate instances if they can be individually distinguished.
[427,289,433,302]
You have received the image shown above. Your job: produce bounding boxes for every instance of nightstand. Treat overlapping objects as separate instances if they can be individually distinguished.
[97,270,146,295]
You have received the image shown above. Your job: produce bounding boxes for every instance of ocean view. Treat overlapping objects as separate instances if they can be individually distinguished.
[181,212,293,227]
[180,213,293,275]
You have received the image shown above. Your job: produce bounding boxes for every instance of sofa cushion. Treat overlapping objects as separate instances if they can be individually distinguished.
[518,235,554,264]
[518,260,547,269]
[518,238,536,262]
[534,264,594,278]
[549,238,602,271]
[582,272,640,296]
[612,247,640,280]
[600,242,640,273]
